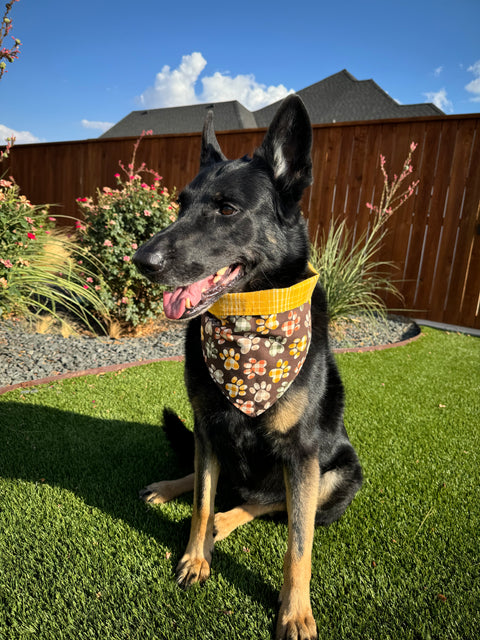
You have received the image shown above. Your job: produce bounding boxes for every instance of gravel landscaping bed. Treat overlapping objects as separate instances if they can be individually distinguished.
[0,314,419,388]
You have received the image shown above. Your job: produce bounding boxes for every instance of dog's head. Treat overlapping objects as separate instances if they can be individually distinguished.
[133,95,313,320]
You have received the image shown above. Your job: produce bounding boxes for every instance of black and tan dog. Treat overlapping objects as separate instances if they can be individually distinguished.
[133,95,362,640]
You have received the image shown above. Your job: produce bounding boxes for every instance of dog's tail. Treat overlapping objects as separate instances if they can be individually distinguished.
[162,407,195,471]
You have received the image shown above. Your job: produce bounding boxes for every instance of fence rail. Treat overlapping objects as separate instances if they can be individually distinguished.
[5,114,480,328]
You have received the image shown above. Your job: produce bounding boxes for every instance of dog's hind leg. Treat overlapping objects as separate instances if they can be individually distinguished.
[213,501,285,542]
[315,445,363,526]
[139,473,194,504]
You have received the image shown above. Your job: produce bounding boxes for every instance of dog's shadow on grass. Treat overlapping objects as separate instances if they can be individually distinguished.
[1,401,278,608]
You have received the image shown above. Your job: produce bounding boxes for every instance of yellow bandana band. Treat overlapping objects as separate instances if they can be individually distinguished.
[208,266,319,318]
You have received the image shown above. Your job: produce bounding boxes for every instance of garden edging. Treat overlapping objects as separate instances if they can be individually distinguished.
[0,332,422,396]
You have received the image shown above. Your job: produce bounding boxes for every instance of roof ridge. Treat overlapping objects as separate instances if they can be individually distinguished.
[101,70,445,138]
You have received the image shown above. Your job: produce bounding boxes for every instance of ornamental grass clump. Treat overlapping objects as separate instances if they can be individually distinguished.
[0,178,107,328]
[312,142,419,323]
[76,131,178,327]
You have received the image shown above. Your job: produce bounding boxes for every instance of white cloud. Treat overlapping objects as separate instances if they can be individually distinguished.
[423,88,453,113]
[138,51,293,111]
[81,119,115,132]
[0,124,42,144]
[433,66,443,77]
[202,71,292,111]
[465,60,480,102]
[139,52,207,108]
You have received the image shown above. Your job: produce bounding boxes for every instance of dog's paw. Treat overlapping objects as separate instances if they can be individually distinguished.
[213,510,238,541]
[139,481,174,504]
[175,554,211,589]
[276,600,317,640]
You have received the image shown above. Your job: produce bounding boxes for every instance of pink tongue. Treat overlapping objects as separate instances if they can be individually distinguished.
[163,275,213,319]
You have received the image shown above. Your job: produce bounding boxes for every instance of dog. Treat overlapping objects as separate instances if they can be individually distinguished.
[133,95,362,640]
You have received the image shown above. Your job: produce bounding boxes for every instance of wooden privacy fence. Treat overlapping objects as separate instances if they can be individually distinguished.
[5,114,480,329]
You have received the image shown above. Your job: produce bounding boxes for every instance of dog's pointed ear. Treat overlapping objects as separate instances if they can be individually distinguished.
[200,109,227,168]
[254,95,312,202]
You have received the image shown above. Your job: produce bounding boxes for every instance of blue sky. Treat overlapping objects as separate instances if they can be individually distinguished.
[1,0,479,143]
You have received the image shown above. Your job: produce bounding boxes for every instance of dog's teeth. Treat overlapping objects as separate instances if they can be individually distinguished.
[185,298,192,309]
[213,275,221,283]
[216,266,228,277]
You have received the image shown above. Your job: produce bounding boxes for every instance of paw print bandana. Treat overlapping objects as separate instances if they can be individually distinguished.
[201,268,319,417]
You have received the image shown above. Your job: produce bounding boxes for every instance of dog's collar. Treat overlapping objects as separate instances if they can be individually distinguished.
[208,266,319,318]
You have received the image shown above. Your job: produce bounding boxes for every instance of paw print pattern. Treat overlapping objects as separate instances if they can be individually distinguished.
[201,302,312,416]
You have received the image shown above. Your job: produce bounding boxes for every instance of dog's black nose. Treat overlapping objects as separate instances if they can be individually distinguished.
[132,244,165,279]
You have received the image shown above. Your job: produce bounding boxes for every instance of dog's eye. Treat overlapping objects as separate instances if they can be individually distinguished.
[219,204,236,216]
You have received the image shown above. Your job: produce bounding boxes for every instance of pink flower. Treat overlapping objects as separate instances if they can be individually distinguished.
[144,209,152,216]
[123,255,130,262]
[114,173,120,178]
[0,258,13,268]
[83,284,89,290]
[25,216,34,224]
[103,239,113,247]
[27,232,36,240]
[121,297,128,304]
[131,243,138,250]
[86,277,93,283]
[76,197,88,203]
[48,216,56,221]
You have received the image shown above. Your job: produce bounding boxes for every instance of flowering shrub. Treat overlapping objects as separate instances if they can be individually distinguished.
[0,178,106,325]
[312,142,420,322]
[76,131,178,326]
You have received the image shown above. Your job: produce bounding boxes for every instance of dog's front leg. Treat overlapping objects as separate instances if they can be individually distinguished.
[176,436,219,589]
[277,456,319,640]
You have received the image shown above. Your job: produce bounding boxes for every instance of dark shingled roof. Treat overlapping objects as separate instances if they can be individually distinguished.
[102,101,257,138]
[101,70,443,138]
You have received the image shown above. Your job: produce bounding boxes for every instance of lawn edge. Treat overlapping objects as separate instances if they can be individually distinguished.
[0,355,184,395]
[0,332,424,396]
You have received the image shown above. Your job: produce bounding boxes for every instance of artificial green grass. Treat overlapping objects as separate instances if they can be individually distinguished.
[0,328,479,639]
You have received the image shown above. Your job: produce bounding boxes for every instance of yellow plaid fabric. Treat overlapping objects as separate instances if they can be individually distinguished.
[208,266,319,318]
